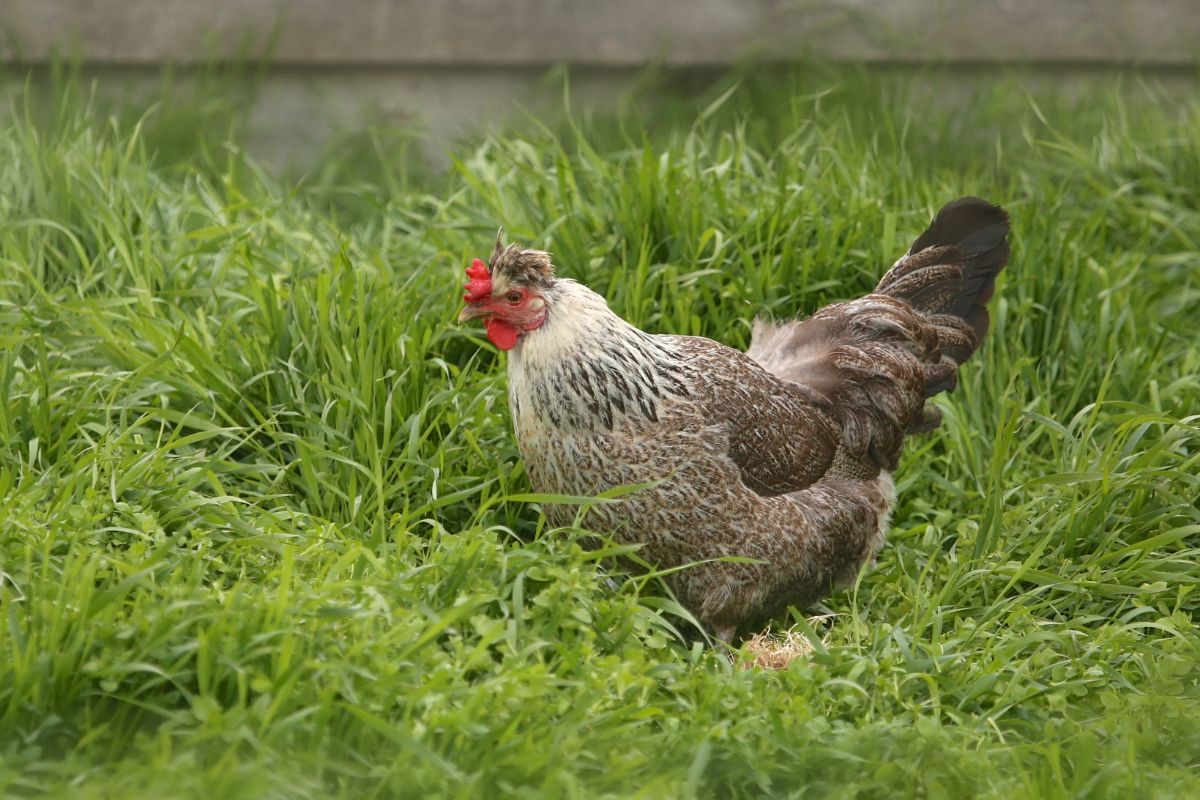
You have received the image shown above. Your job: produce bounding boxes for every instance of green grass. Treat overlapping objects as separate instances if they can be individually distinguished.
[1,65,1199,798]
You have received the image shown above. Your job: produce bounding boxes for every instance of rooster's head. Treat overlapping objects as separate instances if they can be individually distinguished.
[457,230,554,350]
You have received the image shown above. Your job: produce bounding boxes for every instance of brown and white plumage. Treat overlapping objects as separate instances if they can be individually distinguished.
[459,197,1011,641]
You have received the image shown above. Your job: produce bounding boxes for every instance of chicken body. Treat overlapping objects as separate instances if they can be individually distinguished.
[462,198,1010,640]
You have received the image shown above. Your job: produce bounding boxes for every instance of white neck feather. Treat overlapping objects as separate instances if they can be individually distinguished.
[505,280,689,432]
[509,280,623,369]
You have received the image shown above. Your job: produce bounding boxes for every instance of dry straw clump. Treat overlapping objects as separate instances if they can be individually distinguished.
[740,619,832,670]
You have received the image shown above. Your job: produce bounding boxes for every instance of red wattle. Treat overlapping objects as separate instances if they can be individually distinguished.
[485,318,520,350]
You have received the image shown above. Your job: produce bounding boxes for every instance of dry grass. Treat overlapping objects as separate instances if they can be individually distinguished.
[741,619,833,670]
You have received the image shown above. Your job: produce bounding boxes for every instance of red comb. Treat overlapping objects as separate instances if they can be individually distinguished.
[463,258,492,303]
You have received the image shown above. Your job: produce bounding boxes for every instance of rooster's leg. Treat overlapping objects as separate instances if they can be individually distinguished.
[712,625,737,645]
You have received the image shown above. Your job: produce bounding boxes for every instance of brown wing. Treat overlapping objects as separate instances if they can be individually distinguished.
[665,335,842,496]
[747,295,938,475]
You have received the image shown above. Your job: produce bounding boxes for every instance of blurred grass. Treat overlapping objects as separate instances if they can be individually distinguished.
[0,63,1198,798]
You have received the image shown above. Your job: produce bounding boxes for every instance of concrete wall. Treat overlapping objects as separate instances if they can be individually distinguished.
[3,1,1197,166]
[4,1,1200,67]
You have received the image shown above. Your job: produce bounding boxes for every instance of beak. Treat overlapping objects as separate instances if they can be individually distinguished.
[457,303,488,324]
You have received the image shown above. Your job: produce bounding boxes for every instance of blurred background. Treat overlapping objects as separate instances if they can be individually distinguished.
[3,0,1197,169]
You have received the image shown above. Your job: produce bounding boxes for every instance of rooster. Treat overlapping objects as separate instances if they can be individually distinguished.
[458,198,1010,642]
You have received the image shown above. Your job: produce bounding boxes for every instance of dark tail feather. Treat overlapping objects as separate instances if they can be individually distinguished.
[873,197,1009,434]
[747,197,1010,473]
[877,196,1010,367]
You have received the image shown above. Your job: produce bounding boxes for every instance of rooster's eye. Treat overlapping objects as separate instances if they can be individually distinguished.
[506,291,522,304]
